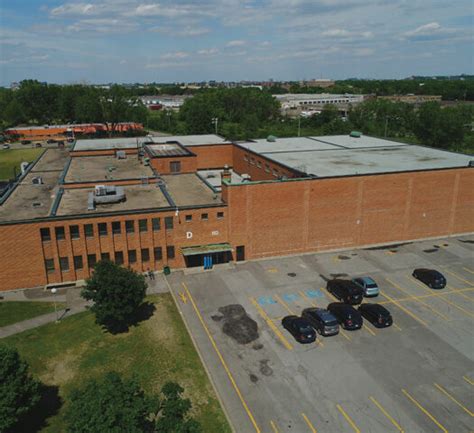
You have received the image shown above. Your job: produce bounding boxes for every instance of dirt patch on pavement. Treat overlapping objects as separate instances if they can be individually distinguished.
[213,304,259,345]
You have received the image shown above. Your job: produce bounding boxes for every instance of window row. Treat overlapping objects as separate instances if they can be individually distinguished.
[40,217,174,242]
[243,154,282,177]
[44,246,175,273]
[184,211,224,222]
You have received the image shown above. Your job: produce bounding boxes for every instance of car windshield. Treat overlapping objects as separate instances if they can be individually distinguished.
[325,320,338,326]
[366,283,377,288]
[298,325,313,333]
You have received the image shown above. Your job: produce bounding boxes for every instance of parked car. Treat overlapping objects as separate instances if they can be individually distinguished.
[46,139,57,144]
[358,304,393,328]
[326,279,363,304]
[21,140,31,145]
[302,308,339,336]
[352,276,380,297]
[327,303,363,330]
[281,315,316,344]
[2,143,10,149]
[412,269,446,289]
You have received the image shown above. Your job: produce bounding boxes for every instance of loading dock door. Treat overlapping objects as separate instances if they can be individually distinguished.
[181,243,233,268]
[236,245,245,261]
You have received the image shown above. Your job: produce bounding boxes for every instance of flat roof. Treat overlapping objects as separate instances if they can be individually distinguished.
[161,174,223,207]
[198,169,244,191]
[238,135,473,178]
[150,134,230,147]
[0,149,68,222]
[145,143,192,157]
[57,184,170,216]
[65,155,155,183]
[73,137,151,151]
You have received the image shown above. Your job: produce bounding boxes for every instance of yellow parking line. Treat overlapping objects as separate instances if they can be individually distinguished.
[299,290,317,307]
[409,277,474,319]
[386,278,450,321]
[446,285,474,303]
[378,287,474,306]
[463,376,474,386]
[275,294,296,315]
[250,297,293,351]
[336,404,361,433]
[363,323,377,336]
[378,291,428,327]
[319,288,351,341]
[463,267,474,276]
[434,383,474,417]
[370,396,405,433]
[443,268,474,286]
[401,388,448,433]
[393,323,402,331]
[270,420,280,433]
[181,283,261,433]
[301,413,318,433]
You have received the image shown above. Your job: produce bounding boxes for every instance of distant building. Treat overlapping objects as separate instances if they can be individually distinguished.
[300,79,335,88]
[378,95,442,104]
[139,95,191,111]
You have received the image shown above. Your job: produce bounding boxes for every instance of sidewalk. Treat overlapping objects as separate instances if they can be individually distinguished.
[0,271,169,338]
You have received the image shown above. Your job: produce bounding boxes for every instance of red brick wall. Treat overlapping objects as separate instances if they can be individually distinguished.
[190,144,234,169]
[223,168,474,260]
[0,207,228,291]
[149,155,197,174]
[232,145,300,181]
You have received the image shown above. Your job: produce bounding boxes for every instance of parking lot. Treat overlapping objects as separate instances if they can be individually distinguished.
[166,236,474,433]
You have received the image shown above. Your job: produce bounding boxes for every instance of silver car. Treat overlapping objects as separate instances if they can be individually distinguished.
[352,277,379,297]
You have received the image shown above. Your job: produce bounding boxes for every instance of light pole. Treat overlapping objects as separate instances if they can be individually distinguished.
[211,117,218,134]
[51,288,59,323]
[297,116,301,137]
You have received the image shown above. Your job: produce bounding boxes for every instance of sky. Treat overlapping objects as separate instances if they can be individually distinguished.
[0,0,473,85]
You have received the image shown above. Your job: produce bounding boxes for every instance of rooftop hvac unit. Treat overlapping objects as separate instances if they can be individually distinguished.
[20,161,29,174]
[241,174,251,182]
[116,150,127,159]
[32,176,43,185]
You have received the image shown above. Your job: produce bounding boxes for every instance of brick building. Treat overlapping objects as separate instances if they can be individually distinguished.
[0,134,473,292]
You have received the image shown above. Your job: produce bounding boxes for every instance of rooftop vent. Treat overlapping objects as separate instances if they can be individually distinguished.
[350,131,362,138]
[32,202,42,208]
[32,176,43,185]
[20,161,29,174]
[266,135,277,142]
[116,150,127,159]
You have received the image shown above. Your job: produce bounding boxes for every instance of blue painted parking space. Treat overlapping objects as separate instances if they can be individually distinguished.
[257,296,277,306]
[306,289,324,298]
[282,293,299,303]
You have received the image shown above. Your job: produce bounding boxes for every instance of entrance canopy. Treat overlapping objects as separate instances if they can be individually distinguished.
[181,243,233,257]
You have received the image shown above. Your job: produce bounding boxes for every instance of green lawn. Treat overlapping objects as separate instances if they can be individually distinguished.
[2,294,231,433]
[0,301,65,327]
[0,148,44,180]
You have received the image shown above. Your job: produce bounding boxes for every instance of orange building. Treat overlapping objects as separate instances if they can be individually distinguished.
[0,134,472,292]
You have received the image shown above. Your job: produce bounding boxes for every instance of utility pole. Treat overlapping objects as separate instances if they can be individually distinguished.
[297,116,301,137]
[212,117,218,135]
[384,116,388,138]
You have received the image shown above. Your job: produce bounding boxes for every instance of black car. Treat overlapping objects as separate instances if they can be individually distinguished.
[412,269,446,289]
[327,303,363,330]
[302,308,339,336]
[358,304,393,328]
[281,316,316,344]
[326,279,364,305]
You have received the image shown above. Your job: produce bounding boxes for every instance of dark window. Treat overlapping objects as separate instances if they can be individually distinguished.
[250,157,255,165]
[139,219,148,233]
[165,216,173,230]
[59,256,69,271]
[170,161,181,173]
[265,164,270,173]
[128,249,137,263]
[236,245,245,261]
[167,246,175,259]
[115,251,124,265]
[87,254,97,268]
[243,154,248,161]
[152,218,161,231]
[112,221,121,235]
[55,226,65,240]
[84,224,94,238]
[40,228,51,242]
[70,225,80,240]
[125,220,135,233]
[257,160,262,168]
[154,247,163,261]
[201,213,208,221]
[73,255,83,270]
[141,248,150,262]
[45,259,55,273]
[185,215,192,222]
[101,252,110,261]
[98,223,107,237]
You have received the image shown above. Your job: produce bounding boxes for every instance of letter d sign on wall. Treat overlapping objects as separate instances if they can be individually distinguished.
[186,231,193,239]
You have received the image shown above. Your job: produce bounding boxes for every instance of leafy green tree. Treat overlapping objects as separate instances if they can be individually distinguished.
[3,99,27,127]
[81,260,147,333]
[65,372,156,433]
[0,346,41,432]
[155,382,201,433]
[100,85,131,136]
[75,90,104,123]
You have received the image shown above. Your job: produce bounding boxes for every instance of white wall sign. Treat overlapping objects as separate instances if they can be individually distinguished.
[186,231,193,239]
[211,230,219,236]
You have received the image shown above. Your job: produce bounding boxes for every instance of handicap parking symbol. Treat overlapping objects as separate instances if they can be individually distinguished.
[257,296,277,306]
[282,293,299,303]
[306,289,323,298]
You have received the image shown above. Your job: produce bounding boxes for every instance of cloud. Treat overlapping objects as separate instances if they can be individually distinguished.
[160,51,190,60]
[50,3,96,17]
[322,29,373,39]
[402,22,457,41]
[197,48,219,56]
[149,26,211,37]
[226,40,246,47]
